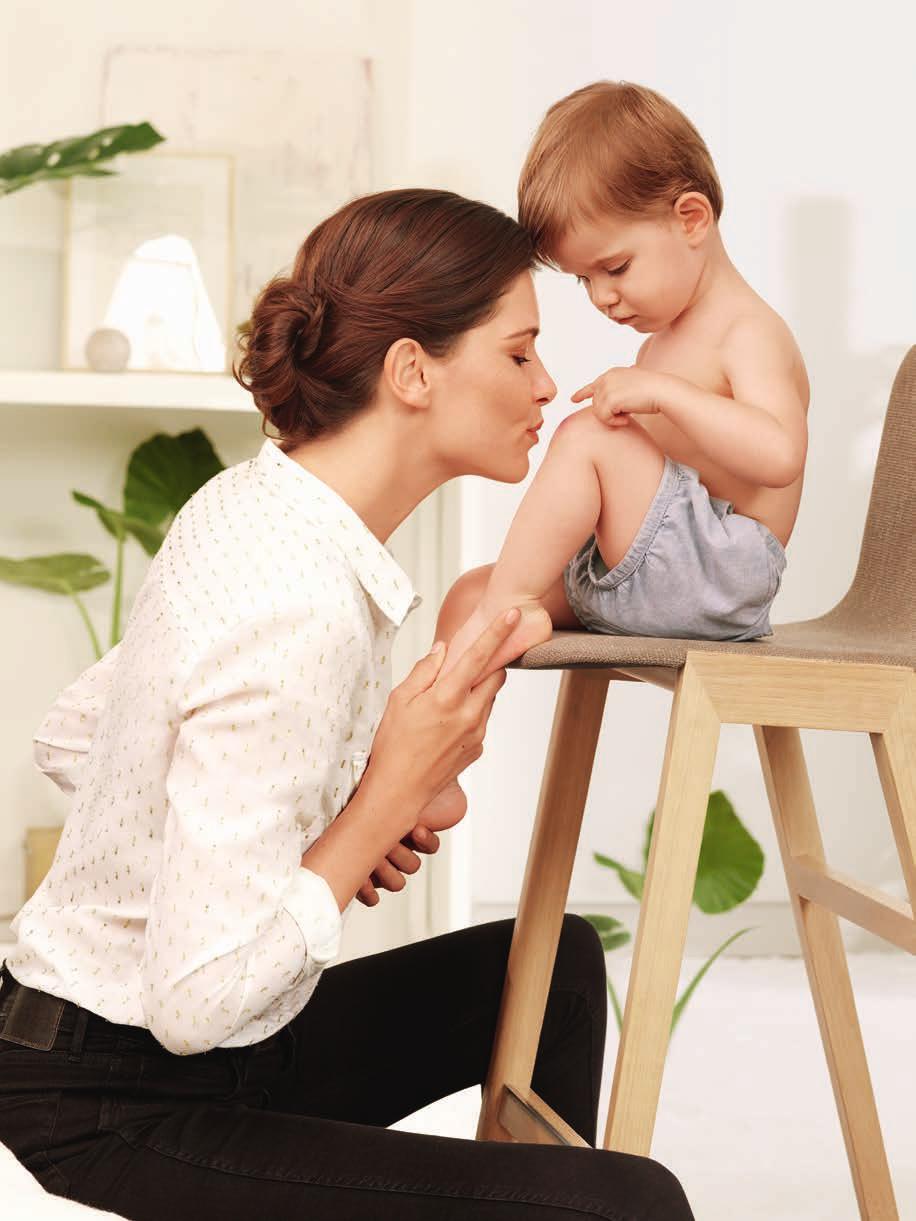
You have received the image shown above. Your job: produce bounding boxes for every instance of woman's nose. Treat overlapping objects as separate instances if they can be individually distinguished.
[536,370,558,405]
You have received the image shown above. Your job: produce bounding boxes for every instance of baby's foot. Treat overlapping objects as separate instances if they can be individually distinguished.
[441,602,553,681]
[414,778,468,835]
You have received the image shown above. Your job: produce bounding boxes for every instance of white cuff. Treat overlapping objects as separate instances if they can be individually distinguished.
[282,866,343,972]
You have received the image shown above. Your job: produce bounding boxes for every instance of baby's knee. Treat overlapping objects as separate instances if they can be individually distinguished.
[552,406,603,447]
[553,406,656,455]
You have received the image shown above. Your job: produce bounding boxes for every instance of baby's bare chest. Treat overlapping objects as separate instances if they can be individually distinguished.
[635,338,733,468]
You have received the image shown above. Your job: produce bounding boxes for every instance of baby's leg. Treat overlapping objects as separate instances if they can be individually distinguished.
[439,410,665,680]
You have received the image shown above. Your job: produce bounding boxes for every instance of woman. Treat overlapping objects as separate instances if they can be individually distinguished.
[0,188,694,1219]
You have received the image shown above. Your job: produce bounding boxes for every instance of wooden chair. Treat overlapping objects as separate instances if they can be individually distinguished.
[476,345,916,1221]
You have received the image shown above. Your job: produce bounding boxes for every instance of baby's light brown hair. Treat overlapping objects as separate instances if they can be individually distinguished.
[517,81,723,269]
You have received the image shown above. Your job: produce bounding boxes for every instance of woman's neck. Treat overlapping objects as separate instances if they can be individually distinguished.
[283,407,448,545]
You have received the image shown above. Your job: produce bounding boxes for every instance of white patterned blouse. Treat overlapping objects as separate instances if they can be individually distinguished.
[3,438,422,1055]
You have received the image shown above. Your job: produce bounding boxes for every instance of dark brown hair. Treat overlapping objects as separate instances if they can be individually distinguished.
[233,188,537,450]
[518,81,724,268]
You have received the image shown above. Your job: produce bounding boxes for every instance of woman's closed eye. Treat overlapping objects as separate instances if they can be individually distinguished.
[512,354,531,365]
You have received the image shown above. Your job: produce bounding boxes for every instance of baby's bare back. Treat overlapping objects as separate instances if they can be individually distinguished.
[635,298,810,548]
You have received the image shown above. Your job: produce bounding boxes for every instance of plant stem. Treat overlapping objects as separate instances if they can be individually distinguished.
[111,530,124,647]
[71,592,102,660]
[607,976,624,1032]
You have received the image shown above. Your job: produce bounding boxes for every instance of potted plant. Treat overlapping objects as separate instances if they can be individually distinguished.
[584,789,765,1033]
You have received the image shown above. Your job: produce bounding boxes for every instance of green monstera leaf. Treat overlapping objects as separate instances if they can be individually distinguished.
[582,913,632,953]
[123,429,224,525]
[589,791,764,1036]
[0,122,165,197]
[0,553,109,595]
[70,429,223,559]
[71,492,166,558]
[592,852,644,901]
[643,790,765,914]
[595,790,764,915]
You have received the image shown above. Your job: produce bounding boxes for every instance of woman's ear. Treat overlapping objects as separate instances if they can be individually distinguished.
[383,337,432,409]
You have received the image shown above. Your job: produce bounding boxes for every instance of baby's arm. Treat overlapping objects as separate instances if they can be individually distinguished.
[661,318,808,487]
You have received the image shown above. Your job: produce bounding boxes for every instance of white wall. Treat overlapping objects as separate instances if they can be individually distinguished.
[397,0,916,951]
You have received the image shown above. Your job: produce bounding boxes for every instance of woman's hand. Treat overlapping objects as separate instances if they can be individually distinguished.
[356,825,439,907]
[354,608,520,905]
[361,607,519,824]
[356,780,466,906]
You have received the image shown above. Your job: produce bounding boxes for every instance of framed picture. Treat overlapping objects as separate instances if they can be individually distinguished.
[62,150,234,373]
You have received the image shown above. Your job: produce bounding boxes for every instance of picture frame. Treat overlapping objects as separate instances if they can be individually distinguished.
[61,149,235,374]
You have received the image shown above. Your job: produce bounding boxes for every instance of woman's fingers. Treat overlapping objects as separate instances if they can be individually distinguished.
[386,842,422,875]
[357,880,379,906]
[434,607,519,701]
[407,826,440,853]
[370,856,410,893]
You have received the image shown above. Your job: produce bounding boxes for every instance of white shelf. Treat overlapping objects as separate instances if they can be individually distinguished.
[0,370,255,412]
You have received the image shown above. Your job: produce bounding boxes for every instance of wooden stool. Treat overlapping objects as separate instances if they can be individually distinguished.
[476,346,916,1221]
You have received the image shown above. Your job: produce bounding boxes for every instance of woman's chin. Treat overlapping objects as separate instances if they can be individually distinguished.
[458,455,528,482]
[500,454,531,483]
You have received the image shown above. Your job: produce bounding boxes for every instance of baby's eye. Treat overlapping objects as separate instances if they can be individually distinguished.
[607,261,631,276]
[575,275,588,286]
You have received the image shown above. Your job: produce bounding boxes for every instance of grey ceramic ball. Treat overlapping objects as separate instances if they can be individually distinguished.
[85,327,131,372]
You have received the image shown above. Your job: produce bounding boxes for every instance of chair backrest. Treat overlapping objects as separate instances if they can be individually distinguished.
[832,345,916,640]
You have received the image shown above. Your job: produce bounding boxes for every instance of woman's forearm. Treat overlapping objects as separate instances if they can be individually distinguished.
[300,780,418,912]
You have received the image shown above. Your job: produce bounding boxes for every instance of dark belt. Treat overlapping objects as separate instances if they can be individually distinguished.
[1,959,95,1059]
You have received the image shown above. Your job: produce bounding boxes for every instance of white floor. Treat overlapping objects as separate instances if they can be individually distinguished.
[392,953,915,1221]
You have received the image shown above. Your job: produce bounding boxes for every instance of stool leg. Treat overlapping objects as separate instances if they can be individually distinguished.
[755,723,898,1221]
[477,668,611,1142]
[604,659,720,1154]
[871,671,916,910]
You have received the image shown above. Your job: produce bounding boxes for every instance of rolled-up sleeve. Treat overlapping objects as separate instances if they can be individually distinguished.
[140,605,358,1054]
[32,642,123,795]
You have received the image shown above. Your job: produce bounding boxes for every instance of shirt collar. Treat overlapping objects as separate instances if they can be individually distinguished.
[254,439,422,628]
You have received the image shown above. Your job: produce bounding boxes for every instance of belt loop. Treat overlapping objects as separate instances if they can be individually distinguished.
[67,1007,90,1063]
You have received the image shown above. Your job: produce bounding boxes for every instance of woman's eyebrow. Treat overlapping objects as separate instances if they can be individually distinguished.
[504,327,540,340]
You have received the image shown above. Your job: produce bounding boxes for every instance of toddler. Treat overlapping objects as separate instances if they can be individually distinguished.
[436,80,810,681]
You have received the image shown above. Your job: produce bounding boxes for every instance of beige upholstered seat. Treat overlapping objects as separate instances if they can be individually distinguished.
[476,346,916,1221]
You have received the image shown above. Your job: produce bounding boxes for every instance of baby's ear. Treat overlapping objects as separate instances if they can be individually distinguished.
[673,191,713,244]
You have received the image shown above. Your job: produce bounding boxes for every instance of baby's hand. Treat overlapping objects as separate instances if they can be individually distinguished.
[572,366,671,426]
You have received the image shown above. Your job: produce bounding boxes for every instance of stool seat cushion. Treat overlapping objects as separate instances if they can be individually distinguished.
[513,614,915,671]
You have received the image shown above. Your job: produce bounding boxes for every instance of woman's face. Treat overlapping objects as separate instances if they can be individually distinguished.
[427,271,558,482]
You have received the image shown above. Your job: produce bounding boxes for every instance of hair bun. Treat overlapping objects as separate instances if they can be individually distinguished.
[291,289,327,362]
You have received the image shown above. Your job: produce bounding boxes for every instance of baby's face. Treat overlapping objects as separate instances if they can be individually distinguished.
[552,206,703,333]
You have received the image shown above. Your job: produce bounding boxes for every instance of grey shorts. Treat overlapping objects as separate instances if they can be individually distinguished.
[563,456,788,642]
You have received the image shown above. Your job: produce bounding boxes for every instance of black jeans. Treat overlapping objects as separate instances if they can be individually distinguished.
[0,915,694,1220]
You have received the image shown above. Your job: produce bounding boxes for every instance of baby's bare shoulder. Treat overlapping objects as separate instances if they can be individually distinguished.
[721,301,801,364]
[721,303,809,407]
